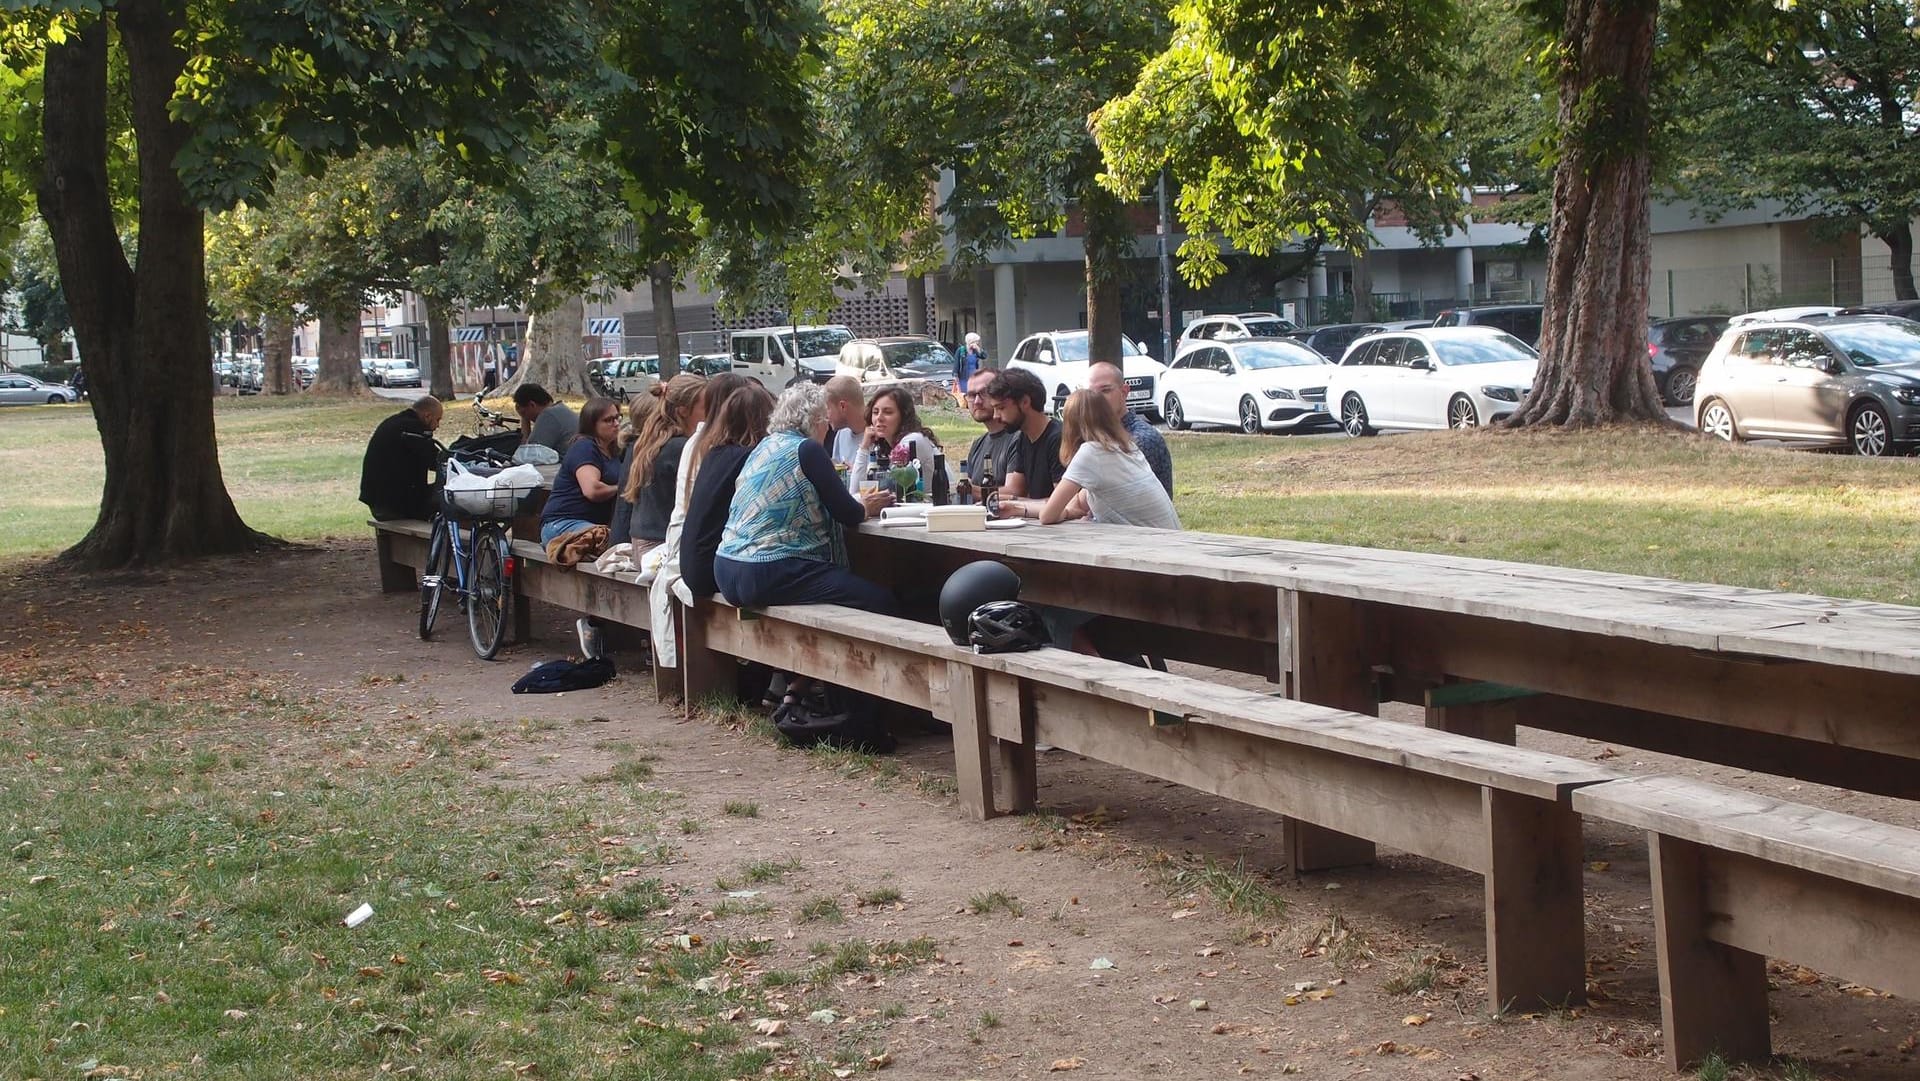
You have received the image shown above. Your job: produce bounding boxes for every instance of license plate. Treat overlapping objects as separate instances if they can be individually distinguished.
[1311,403,1327,413]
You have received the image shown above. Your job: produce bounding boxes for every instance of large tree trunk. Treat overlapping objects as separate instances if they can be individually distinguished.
[906,273,928,335]
[650,261,680,380]
[1081,187,1129,364]
[262,311,294,395]
[1878,222,1916,301]
[1347,193,1375,321]
[310,302,368,395]
[424,297,455,401]
[1510,0,1668,428]
[41,7,266,569]
[515,293,593,398]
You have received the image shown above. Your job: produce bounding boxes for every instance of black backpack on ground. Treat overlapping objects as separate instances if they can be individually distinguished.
[771,683,895,753]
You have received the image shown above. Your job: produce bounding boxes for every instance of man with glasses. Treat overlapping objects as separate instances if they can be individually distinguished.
[961,368,1018,488]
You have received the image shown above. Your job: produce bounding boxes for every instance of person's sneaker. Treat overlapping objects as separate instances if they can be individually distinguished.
[575,617,604,660]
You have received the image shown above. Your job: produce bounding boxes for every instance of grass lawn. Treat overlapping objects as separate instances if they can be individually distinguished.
[0,684,881,1080]
[2,394,1917,603]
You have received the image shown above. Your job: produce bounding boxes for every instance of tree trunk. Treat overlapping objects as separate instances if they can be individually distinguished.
[1081,187,1129,364]
[310,302,368,395]
[262,311,294,395]
[516,293,593,398]
[1878,222,1916,301]
[1347,193,1375,321]
[1510,0,1668,428]
[424,297,455,401]
[906,273,928,335]
[41,7,267,569]
[650,262,680,380]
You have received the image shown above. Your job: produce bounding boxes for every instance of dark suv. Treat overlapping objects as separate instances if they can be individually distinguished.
[1432,304,1543,347]
[1646,315,1729,407]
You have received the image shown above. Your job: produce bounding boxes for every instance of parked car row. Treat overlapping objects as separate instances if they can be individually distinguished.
[0,371,79,405]
[1694,313,1920,457]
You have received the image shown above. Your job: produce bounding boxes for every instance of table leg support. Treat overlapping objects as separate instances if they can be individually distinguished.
[680,602,731,718]
[1650,833,1770,1069]
[1482,788,1587,1011]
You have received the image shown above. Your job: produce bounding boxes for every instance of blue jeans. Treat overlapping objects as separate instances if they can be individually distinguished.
[714,555,900,616]
[541,517,599,545]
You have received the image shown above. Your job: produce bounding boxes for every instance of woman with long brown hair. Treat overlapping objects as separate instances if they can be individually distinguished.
[612,374,705,553]
[679,383,777,599]
[648,372,756,668]
[539,396,626,545]
[848,384,946,500]
[995,389,1178,528]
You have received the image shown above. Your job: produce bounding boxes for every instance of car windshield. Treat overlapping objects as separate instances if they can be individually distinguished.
[1431,334,1538,365]
[1241,321,1293,337]
[790,328,853,357]
[1821,321,1920,368]
[883,341,950,372]
[1051,334,1146,363]
[1236,341,1327,369]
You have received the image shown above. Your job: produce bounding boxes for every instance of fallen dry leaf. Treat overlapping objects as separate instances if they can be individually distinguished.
[753,1018,789,1036]
[1048,1057,1086,1072]
[1403,1013,1432,1026]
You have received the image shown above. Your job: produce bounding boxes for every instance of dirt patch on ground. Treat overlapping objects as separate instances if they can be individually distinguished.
[3,544,1916,1080]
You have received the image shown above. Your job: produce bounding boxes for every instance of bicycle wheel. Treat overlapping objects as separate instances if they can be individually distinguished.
[417,517,451,640]
[466,525,513,660]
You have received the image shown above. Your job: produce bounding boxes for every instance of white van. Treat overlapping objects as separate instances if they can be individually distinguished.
[728,325,855,391]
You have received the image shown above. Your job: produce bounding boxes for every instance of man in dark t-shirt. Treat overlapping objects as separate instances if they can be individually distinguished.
[359,396,444,521]
[986,368,1064,499]
[961,368,1019,486]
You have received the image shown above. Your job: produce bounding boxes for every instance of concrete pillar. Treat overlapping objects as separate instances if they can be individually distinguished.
[1455,246,1476,304]
[993,262,1018,366]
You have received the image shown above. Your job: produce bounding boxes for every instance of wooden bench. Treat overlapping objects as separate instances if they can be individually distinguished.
[682,597,1619,1010]
[1573,776,1920,1068]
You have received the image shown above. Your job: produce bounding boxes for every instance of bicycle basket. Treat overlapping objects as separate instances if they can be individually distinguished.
[442,482,541,519]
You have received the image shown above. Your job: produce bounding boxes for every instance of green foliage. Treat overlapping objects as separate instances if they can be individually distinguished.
[1094,0,1466,285]
[1676,1,1920,250]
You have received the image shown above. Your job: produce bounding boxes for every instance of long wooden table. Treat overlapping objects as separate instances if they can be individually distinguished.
[847,523,1920,806]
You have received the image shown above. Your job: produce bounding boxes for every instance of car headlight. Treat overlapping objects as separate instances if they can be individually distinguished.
[1260,387,1297,400]
[1892,386,1920,406]
[1480,386,1521,402]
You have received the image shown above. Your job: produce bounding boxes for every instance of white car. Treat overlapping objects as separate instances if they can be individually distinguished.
[1005,330,1168,421]
[729,325,855,390]
[1325,327,1538,435]
[1729,305,1842,327]
[1159,338,1337,434]
[835,337,957,391]
[1177,312,1299,349]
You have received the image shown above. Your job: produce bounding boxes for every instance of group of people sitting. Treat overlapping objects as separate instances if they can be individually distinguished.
[360,361,1181,713]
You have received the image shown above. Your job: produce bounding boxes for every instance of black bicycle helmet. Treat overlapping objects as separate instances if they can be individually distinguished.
[968,600,1049,654]
[939,561,1022,646]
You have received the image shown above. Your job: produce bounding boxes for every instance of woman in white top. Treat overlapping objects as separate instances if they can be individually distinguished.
[996,389,1179,529]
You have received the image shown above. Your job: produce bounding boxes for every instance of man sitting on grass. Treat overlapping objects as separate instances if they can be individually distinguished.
[359,395,443,522]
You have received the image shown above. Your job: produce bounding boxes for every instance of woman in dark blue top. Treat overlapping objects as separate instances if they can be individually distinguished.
[539,397,626,545]
[680,384,775,598]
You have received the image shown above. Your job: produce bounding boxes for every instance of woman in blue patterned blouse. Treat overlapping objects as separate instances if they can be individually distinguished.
[714,383,897,613]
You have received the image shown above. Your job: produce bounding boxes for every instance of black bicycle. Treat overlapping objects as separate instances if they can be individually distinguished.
[417,445,539,660]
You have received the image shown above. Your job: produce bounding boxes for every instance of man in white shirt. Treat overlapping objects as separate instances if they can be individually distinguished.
[821,376,865,468]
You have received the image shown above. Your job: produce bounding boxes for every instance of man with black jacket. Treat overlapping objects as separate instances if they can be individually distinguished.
[359,396,444,521]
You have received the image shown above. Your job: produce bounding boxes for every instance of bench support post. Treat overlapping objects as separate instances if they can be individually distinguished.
[943,661,1000,820]
[1281,590,1378,872]
[997,679,1038,815]
[1426,683,1520,746]
[680,603,732,718]
[1482,788,1587,1011]
[376,532,416,594]
[1650,833,1771,1068]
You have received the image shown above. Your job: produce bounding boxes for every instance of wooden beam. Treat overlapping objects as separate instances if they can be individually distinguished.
[995,675,1037,814]
[1384,607,1920,762]
[696,605,937,713]
[1482,788,1586,1010]
[1282,589,1380,872]
[1649,834,1771,1069]
[376,530,419,593]
[942,661,999,820]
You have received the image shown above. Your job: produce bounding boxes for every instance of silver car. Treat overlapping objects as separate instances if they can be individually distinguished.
[1694,314,1920,456]
[0,373,79,405]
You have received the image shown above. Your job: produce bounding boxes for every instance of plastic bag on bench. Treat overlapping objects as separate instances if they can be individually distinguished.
[772,684,894,753]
